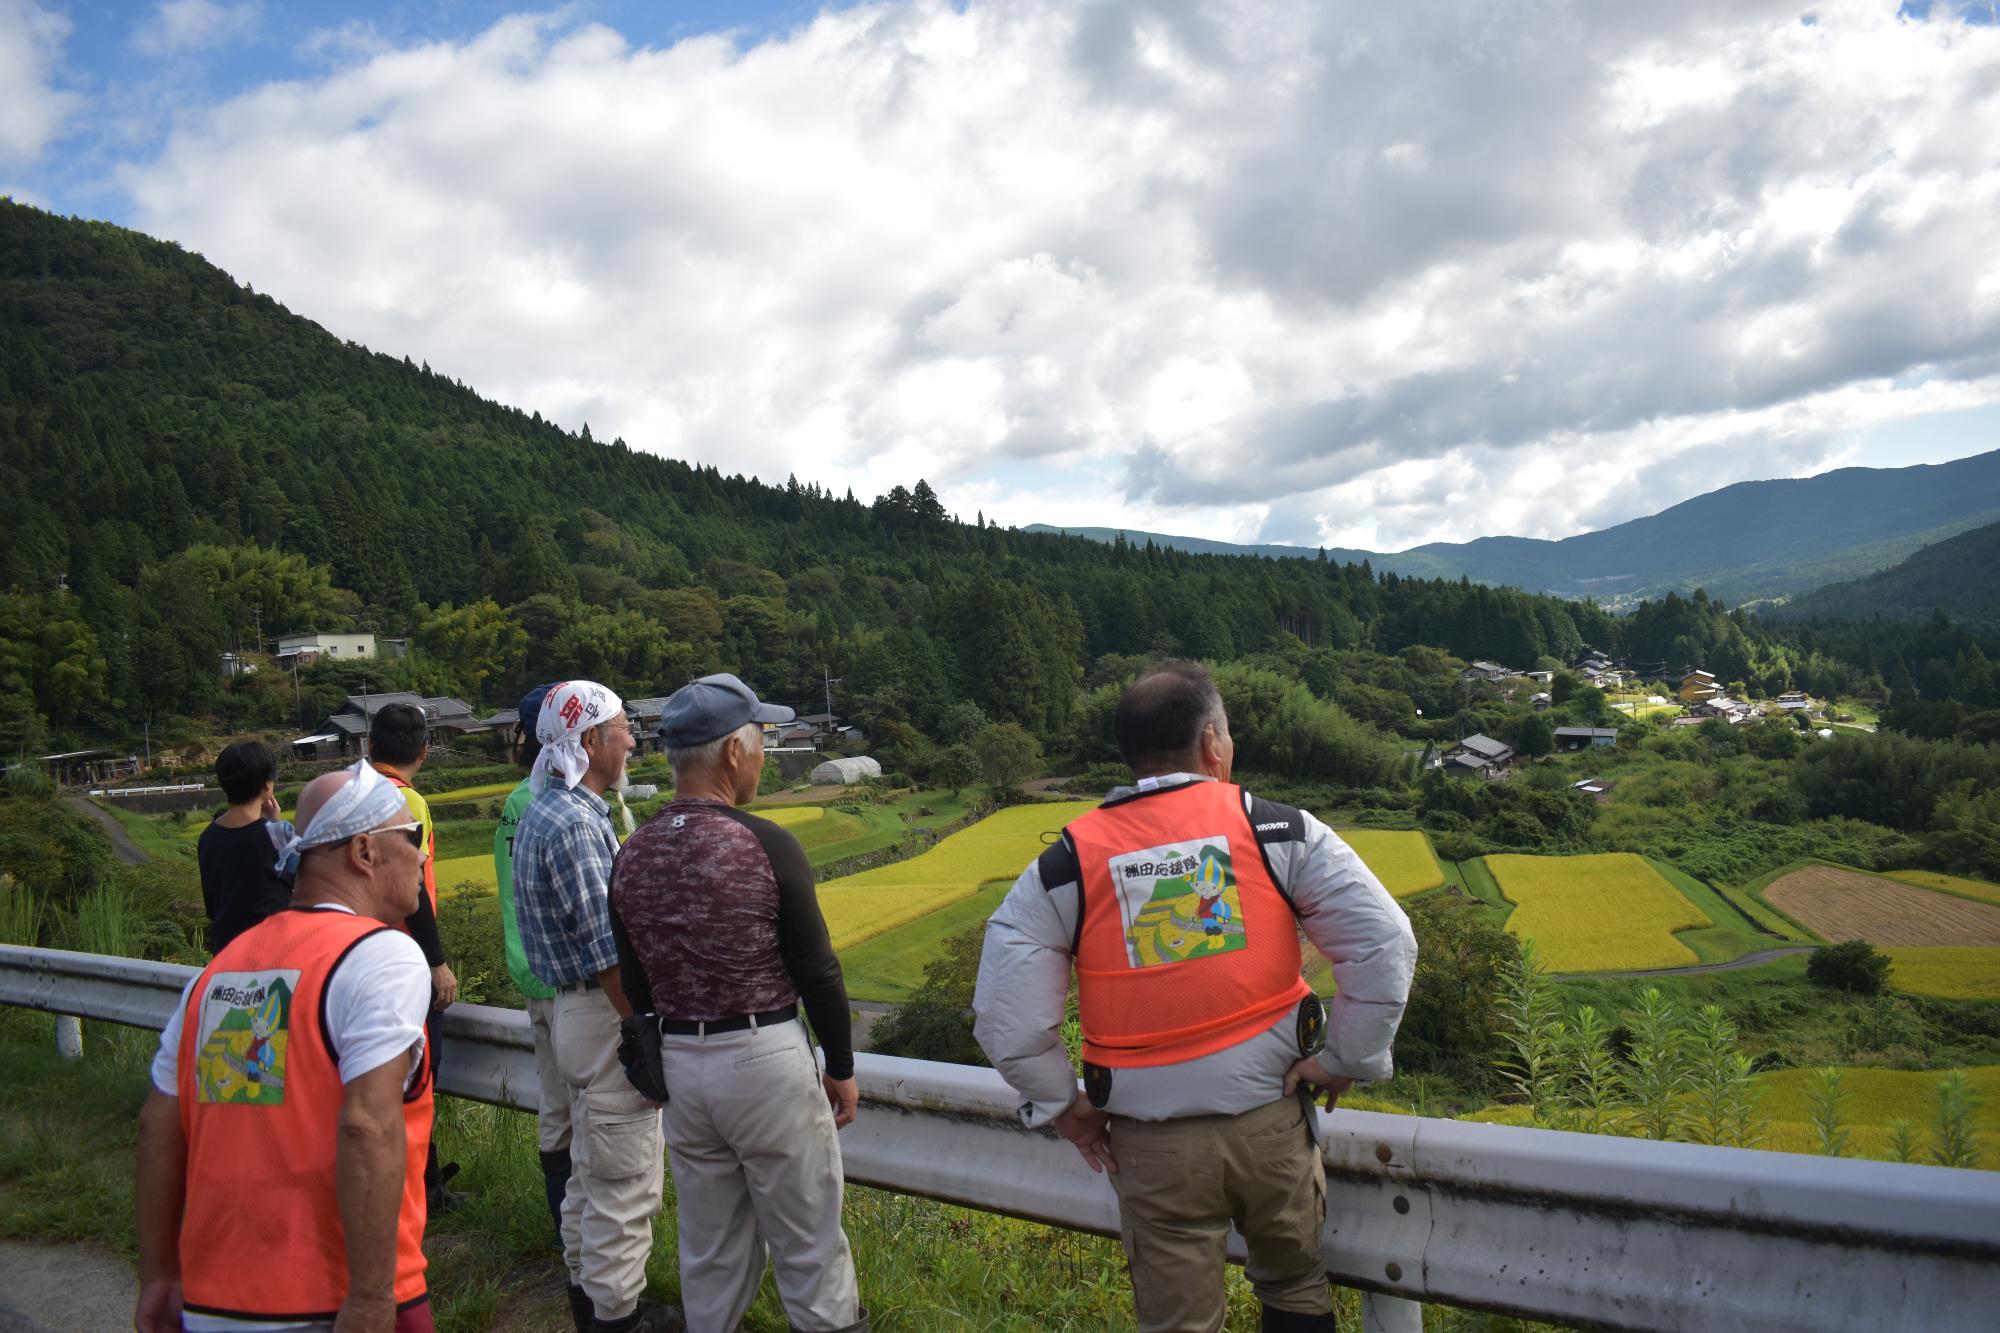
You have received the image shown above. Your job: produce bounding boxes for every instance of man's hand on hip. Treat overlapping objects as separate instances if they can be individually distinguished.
[1284,1056,1354,1111]
[824,1073,858,1129]
[1053,1094,1117,1174]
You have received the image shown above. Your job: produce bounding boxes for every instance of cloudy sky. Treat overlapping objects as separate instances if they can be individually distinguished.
[6,1,2000,552]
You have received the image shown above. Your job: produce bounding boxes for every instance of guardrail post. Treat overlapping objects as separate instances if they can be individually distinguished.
[54,1013,83,1059]
[1360,1291,1423,1332]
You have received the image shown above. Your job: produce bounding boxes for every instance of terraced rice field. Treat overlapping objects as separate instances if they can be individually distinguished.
[756,806,825,829]
[1486,852,1712,971]
[1765,866,2000,946]
[1339,830,1445,899]
[433,854,498,897]
[1884,870,2000,908]
[1884,947,2000,1000]
[426,781,521,806]
[817,801,1097,950]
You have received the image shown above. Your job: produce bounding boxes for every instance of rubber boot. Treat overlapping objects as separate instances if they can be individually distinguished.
[539,1148,573,1239]
[806,1305,871,1333]
[566,1285,593,1333]
[590,1302,686,1332]
[1260,1305,1337,1333]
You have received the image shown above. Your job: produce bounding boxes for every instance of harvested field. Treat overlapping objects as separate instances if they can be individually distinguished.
[1765,866,2000,947]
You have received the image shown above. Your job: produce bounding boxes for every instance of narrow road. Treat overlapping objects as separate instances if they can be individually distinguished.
[1555,946,1815,981]
[62,797,149,866]
[0,1241,137,1332]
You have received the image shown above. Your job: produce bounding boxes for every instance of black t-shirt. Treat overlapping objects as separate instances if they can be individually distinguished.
[196,817,294,953]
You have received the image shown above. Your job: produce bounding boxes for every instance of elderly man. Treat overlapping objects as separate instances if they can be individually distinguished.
[610,673,867,1333]
[135,759,436,1333]
[493,684,571,1243]
[974,661,1418,1333]
[512,681,679,1333]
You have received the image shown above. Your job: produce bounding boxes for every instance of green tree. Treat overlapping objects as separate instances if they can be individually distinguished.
[974,721,1043,789]
[868,923,988,1065]
[1516,712,1555,759]
[1397,894,1519,1093]
[414,598,528,700]
[1807,940,1891,995]
[933,742,981,795]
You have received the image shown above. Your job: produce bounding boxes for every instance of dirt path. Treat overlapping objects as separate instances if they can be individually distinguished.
[1554,946,1816,981]
[0,1241,137,1332]
[63,797,149,866]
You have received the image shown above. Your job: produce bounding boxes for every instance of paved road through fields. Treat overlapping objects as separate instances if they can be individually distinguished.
[1554,946,1815,981]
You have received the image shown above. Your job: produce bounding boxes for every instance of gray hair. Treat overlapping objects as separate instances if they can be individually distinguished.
[667,720,764,780]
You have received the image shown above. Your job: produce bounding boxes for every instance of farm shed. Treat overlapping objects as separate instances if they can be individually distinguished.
[810,756,882,785]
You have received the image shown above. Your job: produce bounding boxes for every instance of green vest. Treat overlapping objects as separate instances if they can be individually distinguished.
[495,777,555,1001]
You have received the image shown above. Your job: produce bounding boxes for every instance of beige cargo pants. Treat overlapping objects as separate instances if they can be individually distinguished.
[1108,1096,1330,1333]
[553,987,666,1322]
[658,1017,861,1333]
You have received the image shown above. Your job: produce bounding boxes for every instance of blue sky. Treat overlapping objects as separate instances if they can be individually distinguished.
[6,1,2000,551]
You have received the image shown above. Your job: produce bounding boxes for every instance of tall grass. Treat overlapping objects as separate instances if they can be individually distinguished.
[0,873,47,946]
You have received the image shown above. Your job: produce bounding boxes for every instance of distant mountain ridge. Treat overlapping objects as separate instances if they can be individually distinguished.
[1030,450,2000,606]
[1765,520,2000,632]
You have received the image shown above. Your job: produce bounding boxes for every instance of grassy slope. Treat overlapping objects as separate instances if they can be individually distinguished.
[1647,859,1805,964]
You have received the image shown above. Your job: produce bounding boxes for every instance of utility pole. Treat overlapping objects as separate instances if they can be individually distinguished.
[251,604,263,655]
[823,666,840,723]
[142,717,151,768]
[292,656,303,730]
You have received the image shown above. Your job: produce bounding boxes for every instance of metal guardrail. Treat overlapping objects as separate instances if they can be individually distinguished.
[5,943,1999,1332]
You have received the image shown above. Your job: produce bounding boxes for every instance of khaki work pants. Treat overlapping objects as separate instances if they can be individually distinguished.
[527,994,572,1154]
[553,987,666,1322]
[659,1017,861,1333]
[1108,1096,1330,1333]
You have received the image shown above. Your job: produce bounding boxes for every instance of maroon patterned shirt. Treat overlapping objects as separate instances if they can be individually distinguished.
[609,798,853,1077]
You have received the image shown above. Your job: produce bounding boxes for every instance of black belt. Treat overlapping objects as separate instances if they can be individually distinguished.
[557,978,601,994]
[657,1003,796,1036]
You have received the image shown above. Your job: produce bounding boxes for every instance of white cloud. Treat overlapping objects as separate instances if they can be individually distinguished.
[133,0,258,58]
[116,0,2000,552]
[0,0,81,169]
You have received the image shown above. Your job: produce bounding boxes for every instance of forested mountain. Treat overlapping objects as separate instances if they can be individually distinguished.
[1034,450,2000,607]
[0,199,1989,765]
[1768,521,2000,632]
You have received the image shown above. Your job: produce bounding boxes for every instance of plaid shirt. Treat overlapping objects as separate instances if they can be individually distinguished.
[511,782,621,988]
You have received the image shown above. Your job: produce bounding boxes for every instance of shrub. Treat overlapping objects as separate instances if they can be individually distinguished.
[1807,940,1891,995]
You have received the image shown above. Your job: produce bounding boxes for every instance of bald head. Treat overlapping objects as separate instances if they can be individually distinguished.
[1115,661,1228,773]
[293,768,354,837]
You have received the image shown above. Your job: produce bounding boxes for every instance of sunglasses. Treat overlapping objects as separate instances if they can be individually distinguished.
[312,820,429,861]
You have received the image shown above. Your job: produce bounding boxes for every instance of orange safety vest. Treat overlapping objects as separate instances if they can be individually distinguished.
[176,907,432,1322]
[1068,781,1311,1068]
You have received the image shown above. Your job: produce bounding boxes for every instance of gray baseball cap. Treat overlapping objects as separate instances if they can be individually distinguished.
[660,673,795,748]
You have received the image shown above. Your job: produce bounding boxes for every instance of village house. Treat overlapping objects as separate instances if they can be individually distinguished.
[291,692,485,757]
[1679,670,1722,704]
[1553,726,1621,753]
[1689,696,1759,724]
[1443,733,1514,778]
[1773,691,1815,713]
[273,631,377,669]
[1531,691,1553,712]
[1459,660,1513,684]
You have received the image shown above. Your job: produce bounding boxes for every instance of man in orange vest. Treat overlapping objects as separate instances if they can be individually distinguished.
[135,758,438,1333]
[973,661,1417,1333]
